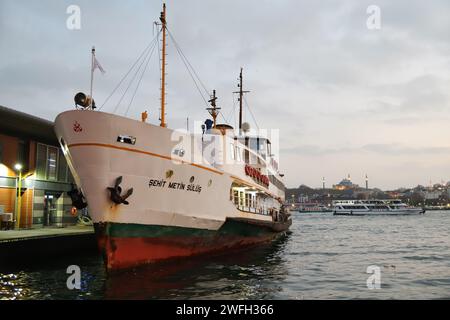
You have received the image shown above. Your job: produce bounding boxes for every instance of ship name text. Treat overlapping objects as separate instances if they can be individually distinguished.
[148,178,202,193]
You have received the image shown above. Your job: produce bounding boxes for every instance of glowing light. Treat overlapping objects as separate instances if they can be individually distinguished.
[14,163,22,171]
[0,164,10,176]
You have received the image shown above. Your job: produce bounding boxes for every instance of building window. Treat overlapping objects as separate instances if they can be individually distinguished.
[58,149,68,182]
[36,143,47,179]
[35,143,77,182]
[37,143,68,181]
[17,139,28,171]
[46,146,58,180]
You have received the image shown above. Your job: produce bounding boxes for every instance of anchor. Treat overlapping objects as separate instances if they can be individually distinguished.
[107,176,133,205]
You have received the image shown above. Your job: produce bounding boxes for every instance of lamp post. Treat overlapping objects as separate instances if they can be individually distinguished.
[14,163,22,229]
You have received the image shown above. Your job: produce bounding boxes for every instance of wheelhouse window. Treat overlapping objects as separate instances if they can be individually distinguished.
[258,138,267,159]
[230,143,236,160]
[236,146,242,162]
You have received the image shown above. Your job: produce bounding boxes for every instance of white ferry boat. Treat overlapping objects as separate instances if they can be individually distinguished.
[54,4,290,271]
[332,200,425,216]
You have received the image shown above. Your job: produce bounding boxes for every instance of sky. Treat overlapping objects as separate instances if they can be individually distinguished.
[1,0,450,190]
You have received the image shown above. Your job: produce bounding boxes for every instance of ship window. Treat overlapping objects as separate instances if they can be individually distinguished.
[117,135,136,145]
[233,190,239,205]
[236,147,242,162]
[230,143,236,160]
[259,139,267,159]
[249,138,257,152]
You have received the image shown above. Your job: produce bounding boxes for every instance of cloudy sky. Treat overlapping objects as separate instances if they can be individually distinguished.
[1,0,450,189]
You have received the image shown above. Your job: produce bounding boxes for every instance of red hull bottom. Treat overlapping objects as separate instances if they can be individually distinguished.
[97,234,278,271]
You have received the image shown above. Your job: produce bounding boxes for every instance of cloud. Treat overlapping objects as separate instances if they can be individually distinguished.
[1,0,450,188]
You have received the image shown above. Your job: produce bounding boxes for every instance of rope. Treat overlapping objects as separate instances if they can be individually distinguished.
[166,27,210,98]
[99,32,160,111]
[244,96,259,130]
[124,39,158,116]
[113,37,158,114]
[166,28,209,108]
[225,92,237,126]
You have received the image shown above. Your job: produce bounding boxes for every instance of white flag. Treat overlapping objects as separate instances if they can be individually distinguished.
[92,56,105,74]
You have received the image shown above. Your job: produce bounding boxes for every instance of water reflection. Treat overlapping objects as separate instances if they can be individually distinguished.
[104,233,291,299]
[4,212,450,299]
[0,253,106,300]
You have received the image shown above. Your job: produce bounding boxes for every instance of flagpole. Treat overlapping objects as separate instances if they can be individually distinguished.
[90,46,95,109]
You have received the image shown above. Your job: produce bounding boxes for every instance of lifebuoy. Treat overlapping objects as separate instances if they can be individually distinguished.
[71,207,78,216]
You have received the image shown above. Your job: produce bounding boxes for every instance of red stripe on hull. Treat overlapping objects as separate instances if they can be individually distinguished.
[98,235,277,271]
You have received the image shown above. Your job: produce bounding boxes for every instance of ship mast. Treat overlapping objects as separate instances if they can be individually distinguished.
[160,3,167,127]
[207,90,220,127]
[234,67,250,131]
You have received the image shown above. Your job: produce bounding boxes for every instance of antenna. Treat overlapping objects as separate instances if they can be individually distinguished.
[206,89,221,127]
[233,67,250,132]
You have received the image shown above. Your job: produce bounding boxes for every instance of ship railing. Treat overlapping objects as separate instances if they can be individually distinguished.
[236,205,273,216]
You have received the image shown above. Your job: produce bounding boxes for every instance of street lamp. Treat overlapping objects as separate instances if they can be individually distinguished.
[14,163,22,229]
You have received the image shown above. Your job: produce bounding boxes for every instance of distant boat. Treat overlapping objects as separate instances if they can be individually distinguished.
[292,203,332,213]
[332,199,425,216]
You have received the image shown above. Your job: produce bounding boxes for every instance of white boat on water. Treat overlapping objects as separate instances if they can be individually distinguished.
[332,199,425,216]
[54,4,290,271]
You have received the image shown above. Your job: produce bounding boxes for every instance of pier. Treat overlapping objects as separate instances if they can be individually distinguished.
[0,226,96,264]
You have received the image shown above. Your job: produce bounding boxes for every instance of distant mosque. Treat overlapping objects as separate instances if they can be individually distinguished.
[333,174,360,190]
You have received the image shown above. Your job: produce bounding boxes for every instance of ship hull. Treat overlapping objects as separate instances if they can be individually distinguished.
[54,110,289,271]
[95,218,291,271]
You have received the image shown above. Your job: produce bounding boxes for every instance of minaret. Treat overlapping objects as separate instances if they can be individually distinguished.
[322,177,325,190]
[365,174,369,190]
